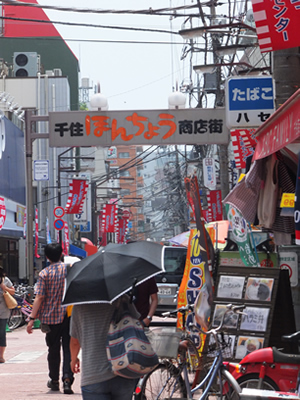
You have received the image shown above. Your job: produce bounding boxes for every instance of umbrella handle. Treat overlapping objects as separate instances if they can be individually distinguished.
[129,278,138,304]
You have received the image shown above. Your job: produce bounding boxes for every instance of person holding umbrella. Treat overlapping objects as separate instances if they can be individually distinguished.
[27,243,74,395]
[64,241,165,400]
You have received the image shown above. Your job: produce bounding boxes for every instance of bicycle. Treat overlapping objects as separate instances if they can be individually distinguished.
[8,284,34,330]
[136,303,245,400]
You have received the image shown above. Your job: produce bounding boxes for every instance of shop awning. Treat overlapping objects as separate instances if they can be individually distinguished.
[253,89,300,160]
[69,243,87,258]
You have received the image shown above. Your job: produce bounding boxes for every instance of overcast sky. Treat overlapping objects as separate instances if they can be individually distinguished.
[39,0,193,111]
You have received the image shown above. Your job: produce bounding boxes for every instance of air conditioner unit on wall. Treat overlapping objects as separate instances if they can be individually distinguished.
[13,52,39,77]
[53,68,62,76]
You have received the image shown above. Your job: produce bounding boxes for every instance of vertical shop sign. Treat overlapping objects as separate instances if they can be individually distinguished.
[203,158,216,190]
[207,190,223,221]
[64,222,70,255]
[34,208,40,258]
[0,197,6,231]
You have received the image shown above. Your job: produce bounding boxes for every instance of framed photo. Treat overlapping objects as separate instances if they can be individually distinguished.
[217,275,245,299]
[245,278,274,301]
[235,336,265,359]
[207,334,236,359]
[212,304,239,329]
[240,307,270,331]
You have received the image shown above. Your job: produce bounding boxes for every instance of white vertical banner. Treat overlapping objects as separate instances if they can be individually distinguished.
[203,157,216,190]
[73,172,91,232]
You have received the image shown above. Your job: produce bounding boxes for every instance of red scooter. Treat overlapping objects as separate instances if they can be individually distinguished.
[227,331,300,393]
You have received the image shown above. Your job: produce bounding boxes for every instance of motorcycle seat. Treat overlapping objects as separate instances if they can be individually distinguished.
[272,347,300,364]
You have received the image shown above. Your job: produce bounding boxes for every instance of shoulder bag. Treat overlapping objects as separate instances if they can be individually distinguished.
[3,291,17,309]
[106,300,159,379]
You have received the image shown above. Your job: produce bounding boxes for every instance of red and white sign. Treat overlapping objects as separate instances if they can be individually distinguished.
[117,218,129,244]
[207,190,223,222]
[54,206,65,218]
[64,222,70,255]
[231,129,256,169]
[65,179,89,214]
[253,89,300,160]
[122,209,131,219]
[98,212,107,247]
[252,0,300,53]
[101,204,118,233]
[0,197,6,230]
[34,208,40,258]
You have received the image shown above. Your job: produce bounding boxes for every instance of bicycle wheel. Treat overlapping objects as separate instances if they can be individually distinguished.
[201,367,241,400]
[138,362,187,399]
[237,373,279,392]
[8,307,23,330]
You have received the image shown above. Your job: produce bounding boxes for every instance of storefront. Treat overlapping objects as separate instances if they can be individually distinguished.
[0,116,26,282]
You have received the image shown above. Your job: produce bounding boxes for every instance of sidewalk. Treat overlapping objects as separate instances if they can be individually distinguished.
[1,324,82,399]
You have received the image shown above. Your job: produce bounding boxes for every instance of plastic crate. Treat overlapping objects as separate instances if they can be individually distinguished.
[147,327,182,359]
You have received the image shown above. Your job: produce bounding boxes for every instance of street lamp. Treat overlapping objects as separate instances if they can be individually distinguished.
[90,83,108,111]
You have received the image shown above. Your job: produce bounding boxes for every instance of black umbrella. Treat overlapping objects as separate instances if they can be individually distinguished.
[62,241,165,306]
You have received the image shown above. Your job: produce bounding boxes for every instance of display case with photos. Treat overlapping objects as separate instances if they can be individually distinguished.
[211,266,281,361]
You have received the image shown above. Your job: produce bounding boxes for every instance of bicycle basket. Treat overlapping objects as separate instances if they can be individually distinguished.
[146,327,182,359]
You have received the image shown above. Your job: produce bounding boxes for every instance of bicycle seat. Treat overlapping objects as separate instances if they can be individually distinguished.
[281,331,300,343]
[272,347,300,364]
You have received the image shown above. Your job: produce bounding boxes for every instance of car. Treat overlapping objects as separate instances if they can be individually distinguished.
[154,246,188,316]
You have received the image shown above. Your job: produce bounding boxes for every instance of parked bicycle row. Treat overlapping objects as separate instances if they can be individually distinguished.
[7,283,35,331]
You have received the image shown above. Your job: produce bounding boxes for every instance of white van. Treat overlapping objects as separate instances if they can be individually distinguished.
[155,246,188,316]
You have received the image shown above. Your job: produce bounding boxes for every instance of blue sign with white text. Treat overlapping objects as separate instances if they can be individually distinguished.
[228,76,274,111]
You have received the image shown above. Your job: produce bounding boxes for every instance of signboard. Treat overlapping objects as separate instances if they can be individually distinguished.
[252,0,300,53]
[203,157,216,189]
[34,160,49,181]
[226,76,275,129]
[49,108,229,147]
[0,197,6,230]
[279,251,298,287]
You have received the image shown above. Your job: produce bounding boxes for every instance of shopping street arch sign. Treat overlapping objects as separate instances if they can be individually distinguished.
[48,108,229,147]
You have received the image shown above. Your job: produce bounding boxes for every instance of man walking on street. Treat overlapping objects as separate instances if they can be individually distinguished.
[27,243,74,395]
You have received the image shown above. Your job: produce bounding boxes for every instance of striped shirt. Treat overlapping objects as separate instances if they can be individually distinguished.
[35,262,67,325]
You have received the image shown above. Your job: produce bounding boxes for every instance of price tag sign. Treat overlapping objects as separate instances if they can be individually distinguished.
[280,193,295,208]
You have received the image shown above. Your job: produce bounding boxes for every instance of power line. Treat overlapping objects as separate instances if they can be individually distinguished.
[0,16,179,35]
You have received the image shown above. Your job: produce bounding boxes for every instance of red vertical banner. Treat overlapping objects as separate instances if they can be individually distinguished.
[118,218,128,244]
[65,179,89,214]
[64,222,70,255]
[98,212,107,247]
[34,208,40,258]
[207,190,223,221]
[230,129,255,169]
[101,204,118,233]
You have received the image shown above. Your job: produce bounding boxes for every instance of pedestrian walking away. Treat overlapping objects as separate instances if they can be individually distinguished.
[27,242,74,395]
[70,295,139,400]
[0,265,15,363]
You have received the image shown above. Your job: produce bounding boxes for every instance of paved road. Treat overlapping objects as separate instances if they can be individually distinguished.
[2,317,176,399]
[1,324,82,399]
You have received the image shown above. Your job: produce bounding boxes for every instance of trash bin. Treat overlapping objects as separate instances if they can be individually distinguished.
[278,245,300,331]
